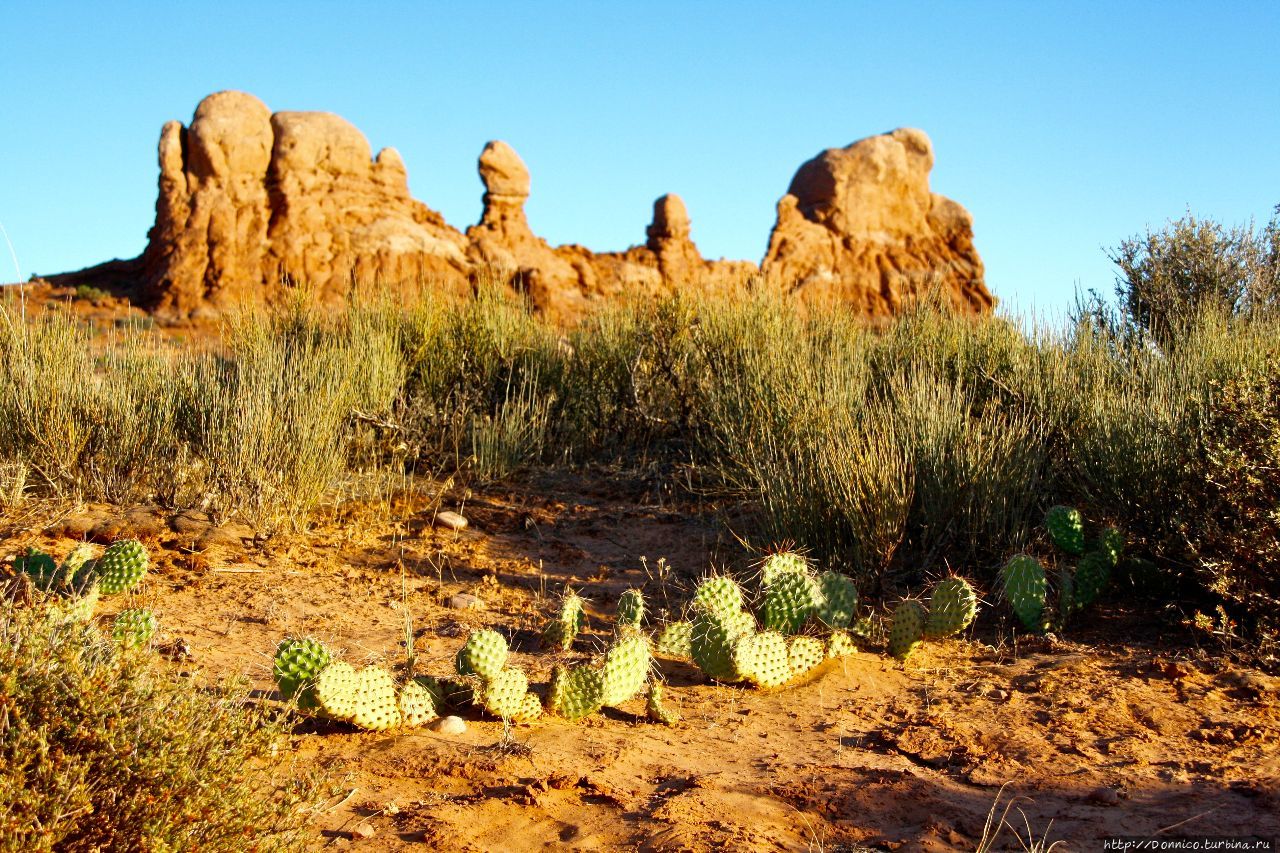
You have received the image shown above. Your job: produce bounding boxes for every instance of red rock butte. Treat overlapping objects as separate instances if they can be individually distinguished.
[56,91,994,323]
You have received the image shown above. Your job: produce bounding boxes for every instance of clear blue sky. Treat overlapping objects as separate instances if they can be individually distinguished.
[2,1,1278,314]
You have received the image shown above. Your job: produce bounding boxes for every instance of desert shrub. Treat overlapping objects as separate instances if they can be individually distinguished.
[0,605,318,852]
[1108,207,1279,347]
[1181,359,1280,659]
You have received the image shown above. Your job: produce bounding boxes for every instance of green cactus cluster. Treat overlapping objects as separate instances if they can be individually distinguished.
[9,540,153,628]
[679,566,858,686]
[885,575,980,663]
[270,638,441,732]
[655,620,693,659]
[453,629,543,722]
[999,507,1127,632]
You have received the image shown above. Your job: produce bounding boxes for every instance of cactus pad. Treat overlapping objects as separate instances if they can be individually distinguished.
[548,665,605,721]
[456,629,509,681]
[888,600,927,662]
[313,661,359,721]
[1045,506,1085,556]
[1001,554,1048,632]
[16,548,59,591]
[825,630,857,659]
[760,551,809,586]
[111,608,157,648]
[787,636,826,678]
[480,667,529,719]
[510,691,544,724]
[1056,565,1076,626]
[646,681,680,725]
[815,571,859,629]
[924,577,978,638]
[655,620,693,659]
[692,575,745,617]
[60,543,97,587]
[691,608,752,682]
[94,539,149,595]
[1074,550,1112,609]
[1098,527,1125,567]
[351,666,402,731]
[542,592,586,651]
[616,589,645,629]
[600,632,651,707]
[761,570,822,635]
[273,637,333,701]
[398,679,439,727]
[734,630,791,689]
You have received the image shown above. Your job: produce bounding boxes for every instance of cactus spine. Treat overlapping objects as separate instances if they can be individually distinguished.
[616,589,645,630]
[924,577,978,638]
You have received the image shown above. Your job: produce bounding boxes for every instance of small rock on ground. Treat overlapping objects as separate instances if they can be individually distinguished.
[447,593,484,611]
[431,715,467,735]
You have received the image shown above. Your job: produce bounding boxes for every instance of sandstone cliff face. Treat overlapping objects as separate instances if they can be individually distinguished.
[122,91,992,322]
[761,128,991,315]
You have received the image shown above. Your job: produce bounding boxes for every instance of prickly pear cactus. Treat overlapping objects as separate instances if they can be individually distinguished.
[548,664,605,721]
[761,570,822,635]
[94,539,149,595]
[691,608,752,682]
[1097,526,1125,567]
[616,589,645,630]
[760,551,809,587]
[815,572,858,629]
[428,676,476,710]
[510,691,543,724]
[273,637,333,701]
[787,635,826,678]
[924,577,978,639]
[15,548,59,591]
[111,608,157,648]
[655,620,693,659]
[646,681,679,725]
[734,631,791,689]
[313,661,359,721]
[1045,506,1085,556]
[350,666,401,731]
[692,575,745,618]
[479,667,529,719]
[398,679,439,727]
[456,629,509,681]
[1001,554,1048,632]
[1074,550,1112,609]
[542,591,586,651]
[60,543,97,589]
[825,630,857,659]
[888,600,927,662]
[600,632,651,707]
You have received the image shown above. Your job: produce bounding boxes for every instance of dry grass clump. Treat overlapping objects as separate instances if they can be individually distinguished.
[0,602,320,852]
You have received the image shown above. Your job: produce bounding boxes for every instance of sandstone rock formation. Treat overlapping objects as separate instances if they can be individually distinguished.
[761,128,991,315]
[57,91,993,323]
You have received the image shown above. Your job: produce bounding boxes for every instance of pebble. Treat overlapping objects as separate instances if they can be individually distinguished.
[352,822,376,839]
[446,593,484,611]
[431,715,467,735]
[434,511,468,531]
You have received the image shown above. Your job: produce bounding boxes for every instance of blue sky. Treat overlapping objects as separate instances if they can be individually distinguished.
[2,1,1277,314]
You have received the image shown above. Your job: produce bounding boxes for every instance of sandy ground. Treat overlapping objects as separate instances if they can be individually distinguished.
[5,470,1279,853]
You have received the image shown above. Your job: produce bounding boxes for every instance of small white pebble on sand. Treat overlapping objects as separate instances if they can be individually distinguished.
[434,511,468,531]
[431,715,467,735]
[446,593,484,611]
[352,822,376,839]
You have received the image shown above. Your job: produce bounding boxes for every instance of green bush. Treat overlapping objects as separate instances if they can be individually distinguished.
[0,603,318,852]
[1108,207,1279,346]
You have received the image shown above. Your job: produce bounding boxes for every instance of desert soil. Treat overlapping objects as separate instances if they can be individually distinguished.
[6,469,1279,853]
